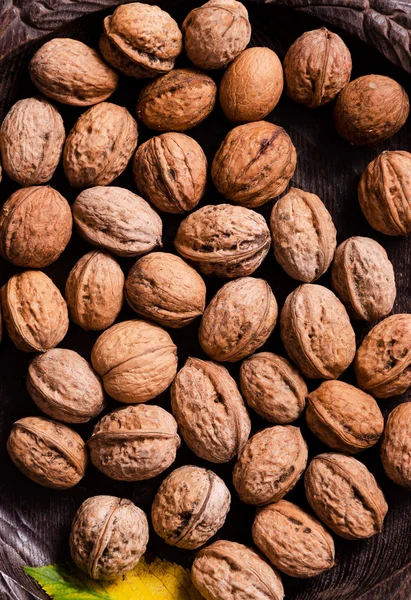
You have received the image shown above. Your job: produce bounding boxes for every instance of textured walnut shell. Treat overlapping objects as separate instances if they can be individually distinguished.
[305,453,388,540]
[29,38,118,106]
[100,3,182,78]
[72,186,162,258]
[63,102,138,187]
[199,277,278,362]
[334,75,409,145]
[331,236,396,321]
[151,465,230,549]
[211,121,296,208]
[174,204,271,278]
[27,349,105,424]
[270,187,337,282]
[0,97,65,186]
[240,352,307,424]
[7,416,87,489]
[381,402,411,489]
[284,28,352,108]
[70,496,149,580]
[65,250,124,331]
[91,319,177,403]
[88,404,180,481]
[280,284,356,379]
[1,271,69,353]
[133,132,207,214]
[136,69,217,132]
[0,186,72,268]
[233,425,308,505]
[252,500,335,578]
[171,358,250,463]
[125,252,206,328]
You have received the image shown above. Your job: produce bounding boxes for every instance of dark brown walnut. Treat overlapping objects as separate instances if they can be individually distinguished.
[125,252,206,328]
[270,187,337,282]
[7,416,87,489]
[334,74,409,145]
[233,425,308,505]
[280,284,356,379]
[174,204,270,278]
[88,404,180,481]
[70,496,149,580]
[151,465,231,549]
[199,277,278,362]
[381,402,411,489]
[27,349,105,424]
[171,358,250,463]
[211,121,296,208]
[305,453,388,540]
[29,38,118,106]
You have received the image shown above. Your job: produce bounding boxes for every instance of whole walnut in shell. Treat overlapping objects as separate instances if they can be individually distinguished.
[151,465,230,549]
[381,402,411,489]
[70,496,149,580]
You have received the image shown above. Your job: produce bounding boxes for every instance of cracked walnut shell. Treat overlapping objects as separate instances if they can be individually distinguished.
[381,402,411,489]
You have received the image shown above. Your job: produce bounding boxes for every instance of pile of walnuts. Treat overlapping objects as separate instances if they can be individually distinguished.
[2,0,411,597]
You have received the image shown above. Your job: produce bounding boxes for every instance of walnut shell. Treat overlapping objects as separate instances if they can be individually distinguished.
[151,465,230,549]
[334,75,409,145]
[199,277,278,362]
[270,187,337,282]
[240,352,307,424]
[72,186,162,258]
[91,319,177,403]
[0,186,72,268]
[133,132,207,214]
[0,97,65,186]
[88,404,180,481]
[29,38,118,106]
[252,500,335,578]
[1,271,69,353]
[305,453,388,540]
[65,250,124,331]
[233,425,308,505]
[70,496,149,580]
[125,252,206,328]
[174,204,271,278]
[211,121,296,208]
[7,416,87,489]
[171,357,251,463]
[280,284,356,379]
[381,402,411,489]
[136,68,217,132]
[63,102,138,187]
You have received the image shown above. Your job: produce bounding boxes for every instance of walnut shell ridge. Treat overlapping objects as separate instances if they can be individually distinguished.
[381,402,411,489]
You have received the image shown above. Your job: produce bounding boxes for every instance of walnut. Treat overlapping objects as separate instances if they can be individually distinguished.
[334,75,409,145]
[7,416,87,489]
[270,187,337,282]
[70,496,149,580]
[88,404,180,481]
[29,38,118,106]
[199,277,277,362]
[381,402,411,489]
[151,465,230,549]
[211,121,296,208]
[171,357,250,463]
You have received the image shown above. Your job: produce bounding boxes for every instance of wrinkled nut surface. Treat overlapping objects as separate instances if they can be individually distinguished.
[305,453,388,540]
[29,38,118,106]
[280,284,356,379]
[171,358,251,463]
[211,121,296,208]
[381,402,411,489]
[270,187,337,282]
[70,495,149,580]
[199,277,278,362]
[174,204,271,278]
[91,319,177,403]
[7,416,87,489]
[151,465,231,549]
[88,404,180,481]
[125,252,206,328]
[252,500,335,578]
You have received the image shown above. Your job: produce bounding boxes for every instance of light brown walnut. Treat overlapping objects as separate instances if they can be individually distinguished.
[381,402,411,489]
